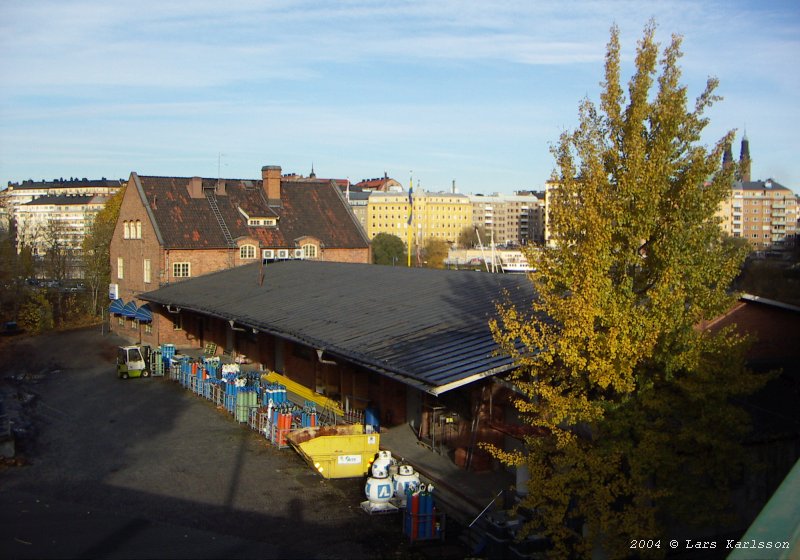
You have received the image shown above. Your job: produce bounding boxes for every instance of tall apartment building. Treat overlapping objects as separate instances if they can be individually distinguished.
[3,177,122,210]
[15,194,110,257]
[367,190,472,248]
[468,192,543,245]
[1,178,124,252]
[729,180,797,249]
[720,136,798,249]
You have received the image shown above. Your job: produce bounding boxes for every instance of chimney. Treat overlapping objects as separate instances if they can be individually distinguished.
[188,176,203,198]
[262,165,282,204]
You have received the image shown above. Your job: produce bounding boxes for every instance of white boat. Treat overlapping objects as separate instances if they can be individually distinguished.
[497,251,534,273]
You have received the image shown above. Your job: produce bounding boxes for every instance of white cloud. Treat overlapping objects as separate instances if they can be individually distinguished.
[1,0,799,191]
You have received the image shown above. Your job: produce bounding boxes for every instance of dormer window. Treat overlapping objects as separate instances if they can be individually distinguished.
[238,207,277,227]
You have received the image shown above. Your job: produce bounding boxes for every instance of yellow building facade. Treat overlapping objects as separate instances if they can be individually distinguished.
[367,191,472,247]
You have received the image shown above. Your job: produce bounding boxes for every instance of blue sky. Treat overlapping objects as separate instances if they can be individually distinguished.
[1,1,799,195]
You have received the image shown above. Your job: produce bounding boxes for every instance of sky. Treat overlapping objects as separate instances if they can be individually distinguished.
[1,1,799,195]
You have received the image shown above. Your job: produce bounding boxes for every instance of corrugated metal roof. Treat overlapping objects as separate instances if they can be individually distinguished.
[140,261,536,394]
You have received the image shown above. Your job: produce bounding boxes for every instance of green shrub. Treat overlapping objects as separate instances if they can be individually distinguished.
[18,291,54,334]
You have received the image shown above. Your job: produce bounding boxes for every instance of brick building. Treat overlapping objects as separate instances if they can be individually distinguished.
[109,165,370,345]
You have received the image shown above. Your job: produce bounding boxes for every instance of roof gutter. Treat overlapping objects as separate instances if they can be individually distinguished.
[428,363,517,396]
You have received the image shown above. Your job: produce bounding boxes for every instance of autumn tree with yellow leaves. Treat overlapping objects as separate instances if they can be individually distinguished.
[489,22,767,558]
[82,186,125,315]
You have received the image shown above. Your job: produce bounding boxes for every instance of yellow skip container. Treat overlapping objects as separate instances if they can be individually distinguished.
[286,424,380,479]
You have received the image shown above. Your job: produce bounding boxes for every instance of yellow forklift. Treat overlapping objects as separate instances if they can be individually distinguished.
[116,345,152,379]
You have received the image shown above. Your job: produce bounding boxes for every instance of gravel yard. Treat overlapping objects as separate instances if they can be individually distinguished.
[0,327,413,559]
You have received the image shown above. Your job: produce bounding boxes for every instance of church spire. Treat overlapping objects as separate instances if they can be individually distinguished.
[723,142,733,170]
[739,133,751,182]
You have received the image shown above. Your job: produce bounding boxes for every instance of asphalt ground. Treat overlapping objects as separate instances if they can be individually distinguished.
[0,327,439,560]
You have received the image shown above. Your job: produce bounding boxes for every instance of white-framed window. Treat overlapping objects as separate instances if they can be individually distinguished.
[240,245,256,259]
[118,316,125,326]
[117,257,124,279]
[143,259,151,284]
[173,262,190,278]
[302,244,318,259]
[123,221,130,239]
[135,220,142,239]
[173,315,183,330]
[247,217,277,227]
[144,323,152,334]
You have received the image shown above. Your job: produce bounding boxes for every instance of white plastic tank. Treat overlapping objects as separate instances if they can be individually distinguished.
[365,473,394,505]
[371,450,394,478]
[393,464,420,506]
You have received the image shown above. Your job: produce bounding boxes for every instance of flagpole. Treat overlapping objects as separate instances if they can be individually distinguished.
[407,173,413,267]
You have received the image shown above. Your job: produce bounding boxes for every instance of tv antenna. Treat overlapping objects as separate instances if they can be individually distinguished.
[217,152,226,180]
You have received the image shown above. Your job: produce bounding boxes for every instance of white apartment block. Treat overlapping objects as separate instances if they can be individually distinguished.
[1,178,124,267]
[15,194,110,257]
[468,192,544,246]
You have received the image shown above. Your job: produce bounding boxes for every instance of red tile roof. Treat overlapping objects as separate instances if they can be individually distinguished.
[134,174,369,250]
[353,177,400,190]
